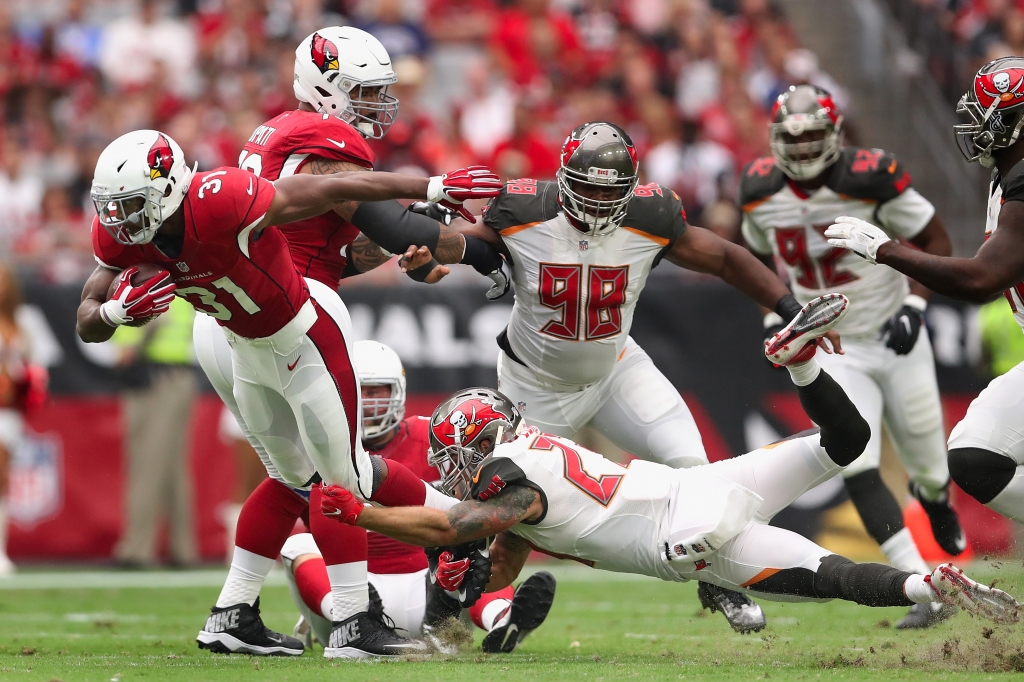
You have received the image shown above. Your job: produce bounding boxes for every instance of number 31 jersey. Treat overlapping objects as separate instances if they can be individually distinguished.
[740,148,935,337]
[92,166,310,339]
[482,179,687,386]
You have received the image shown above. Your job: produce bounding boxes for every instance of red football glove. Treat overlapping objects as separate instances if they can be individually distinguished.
[320,484,364,525]
[427,166,503,224]
[435,551,471,591]
[99,267,176,327]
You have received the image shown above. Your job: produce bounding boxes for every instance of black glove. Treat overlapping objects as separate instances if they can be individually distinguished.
[881,300,925,355]
[426,540,492,608]
[408,201,456,226]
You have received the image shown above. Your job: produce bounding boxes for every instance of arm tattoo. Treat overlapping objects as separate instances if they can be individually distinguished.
[349,233,392,273]
[304,157,371,221]
[435,227,467,264]
[445,485,538,543]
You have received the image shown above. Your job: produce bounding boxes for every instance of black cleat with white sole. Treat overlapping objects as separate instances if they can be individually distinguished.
[482,571,556,654]
[324,609,429,659]
[197,597,305,656]
[698,582,767,634]
[909,482,967,556]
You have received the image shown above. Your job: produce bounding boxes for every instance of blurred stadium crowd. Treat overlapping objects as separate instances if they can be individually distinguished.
[0,0,853,284]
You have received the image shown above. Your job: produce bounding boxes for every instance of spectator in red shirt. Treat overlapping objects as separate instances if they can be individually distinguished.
[489,99,560,180]
[490,0,585,88]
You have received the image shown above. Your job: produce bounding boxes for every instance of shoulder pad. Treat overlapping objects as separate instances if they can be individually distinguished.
[470,455,529,501]
[738,157,786,210]
[620,183,687,246]
[271,112,374,168]
[827,147,911,202]
[482,179,559,233]
[1002,158,1024,202]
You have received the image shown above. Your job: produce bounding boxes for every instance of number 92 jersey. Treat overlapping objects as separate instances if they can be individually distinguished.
[482,179,687,386]
[739,148,935,337]
[92,166,311,339]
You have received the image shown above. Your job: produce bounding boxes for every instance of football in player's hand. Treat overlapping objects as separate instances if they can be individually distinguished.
[107,263,170,327]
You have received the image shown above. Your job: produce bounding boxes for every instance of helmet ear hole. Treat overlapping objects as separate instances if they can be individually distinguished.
[315,86,332,98]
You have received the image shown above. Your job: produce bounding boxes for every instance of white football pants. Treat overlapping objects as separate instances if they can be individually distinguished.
[498,337,708,469]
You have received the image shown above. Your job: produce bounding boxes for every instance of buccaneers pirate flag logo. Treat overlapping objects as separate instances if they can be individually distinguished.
[147,133,174,181]
[311,32,340,75]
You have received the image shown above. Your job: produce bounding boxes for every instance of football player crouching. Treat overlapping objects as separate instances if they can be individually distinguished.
[281,341,557,653]
[321,297,1021,628]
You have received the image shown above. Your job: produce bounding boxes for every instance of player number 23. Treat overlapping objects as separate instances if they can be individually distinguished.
[177,276,261,321]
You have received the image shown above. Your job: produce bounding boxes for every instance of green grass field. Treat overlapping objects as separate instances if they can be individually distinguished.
[0,562,1022,681]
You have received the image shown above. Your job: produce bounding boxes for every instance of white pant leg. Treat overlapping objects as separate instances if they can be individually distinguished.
[496,351,591,438]
[877,328,950,495]
[948,360,1024,465]
[368,570,428,637]
[816,338,884,479]
[193,313,286,483]
[588,339,707,469]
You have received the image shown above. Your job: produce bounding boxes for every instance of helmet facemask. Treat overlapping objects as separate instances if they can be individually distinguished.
[333,78,399,139]
[557,165,639,236]
[360,381,405,438]
[770,114,844,180]
[954,93,1024,168]
[428,438,496,501]
[93,185,168,246]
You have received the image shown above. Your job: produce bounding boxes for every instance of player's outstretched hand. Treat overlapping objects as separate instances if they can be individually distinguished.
[398,245,450,283]
[407,201,456,226]
[824,216,891,264]
[427,541,492,607]
[427,166,503,224]
[435,551,471,591]
[321,484,364,525]
[100,267,176,327]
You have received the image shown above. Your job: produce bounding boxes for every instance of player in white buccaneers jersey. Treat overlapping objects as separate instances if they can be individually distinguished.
[826,56,1024,533]
[740,85,964,629]
[459,120,839,633]
[317,297,1021,626]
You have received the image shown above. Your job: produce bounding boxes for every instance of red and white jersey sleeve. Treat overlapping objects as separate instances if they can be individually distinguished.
[240,111,374,288]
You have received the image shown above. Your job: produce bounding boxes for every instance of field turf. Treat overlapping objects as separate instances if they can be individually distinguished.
[0,562,1022,680]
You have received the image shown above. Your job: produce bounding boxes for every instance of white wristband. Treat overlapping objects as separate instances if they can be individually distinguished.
[903,294,928,312]
[763,312,784,329]
[99,300,126,327]
[426,176,445,203]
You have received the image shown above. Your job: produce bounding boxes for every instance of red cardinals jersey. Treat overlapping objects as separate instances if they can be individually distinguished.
[92,166,311,339]
[240,110,375,288]
[367,416,437,575]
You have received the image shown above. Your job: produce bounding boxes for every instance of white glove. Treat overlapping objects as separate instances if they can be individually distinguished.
[824,216,891,264]
[484,258,511,300]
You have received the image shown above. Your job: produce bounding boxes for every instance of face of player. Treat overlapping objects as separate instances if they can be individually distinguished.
[452,436,494,500]
[571,181,630,217]
[778,128,828,163]
[361,383,392,426]
[351,85,387,121]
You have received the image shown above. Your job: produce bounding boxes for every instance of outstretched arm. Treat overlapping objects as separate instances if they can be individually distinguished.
[905,215,953,299]
[667,224,792,310]
[348,484,542,547]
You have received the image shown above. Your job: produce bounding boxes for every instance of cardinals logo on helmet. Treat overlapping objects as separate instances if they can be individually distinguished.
[431,399,507,447]
[147,133,174,181]
[311,32,340,75]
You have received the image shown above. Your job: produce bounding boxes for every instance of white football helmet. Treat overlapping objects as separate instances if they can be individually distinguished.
[91,130,195,245]
[293,27,399,139]
[354,340,406,438]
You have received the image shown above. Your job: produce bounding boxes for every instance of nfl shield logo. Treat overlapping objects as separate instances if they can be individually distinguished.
[176,262,189,273]
[8,429,63,528]
[578,240,589,251]
[517,401,527,414]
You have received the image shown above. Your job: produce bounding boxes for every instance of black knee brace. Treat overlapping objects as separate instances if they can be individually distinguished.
[948,447,1016,503]
[796,370,870,467]
[844,468,905,543]
[750,555,913,607]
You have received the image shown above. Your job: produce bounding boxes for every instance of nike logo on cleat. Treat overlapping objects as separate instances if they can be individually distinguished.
[500,624,519,650]
[287,356,300,371]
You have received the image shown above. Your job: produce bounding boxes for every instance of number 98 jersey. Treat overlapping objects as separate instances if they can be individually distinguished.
[482,179,687,386]
[739,148,935,338]
[92,166,311,339]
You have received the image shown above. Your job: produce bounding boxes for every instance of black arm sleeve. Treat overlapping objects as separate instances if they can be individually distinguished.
[350,200,441,255]
[461,235,504,275]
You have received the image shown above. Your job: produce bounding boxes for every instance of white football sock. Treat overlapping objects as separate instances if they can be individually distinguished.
[481,598,512,631]
[216,547,275,607]
[902,574,935,604]
[986,467,1024,523]
[220,503,243,565]
[880,528,930,575]
[786,357,821,387]
[326,561,369,622]
[319,593,334,621]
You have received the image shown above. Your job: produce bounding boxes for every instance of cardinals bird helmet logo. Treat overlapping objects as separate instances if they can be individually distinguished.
[311,32,340,75]
[147,133,174,181]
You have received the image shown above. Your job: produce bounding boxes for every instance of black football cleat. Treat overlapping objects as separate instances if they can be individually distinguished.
[698,582,766,634]
[895,601,958,629]
[324,609,429,659]
[910,481,967,556]
[481,571,556,654]
[196,597,305,656]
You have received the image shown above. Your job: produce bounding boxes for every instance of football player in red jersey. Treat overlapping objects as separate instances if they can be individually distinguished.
[280,341,556,654]
[189,27,510,659]
[826,57,1024,539]
[77,129,501,658]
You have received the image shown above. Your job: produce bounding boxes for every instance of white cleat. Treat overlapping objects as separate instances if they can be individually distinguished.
[765,294,849,366]
[293,615,314,649]
[928,563,1020,624]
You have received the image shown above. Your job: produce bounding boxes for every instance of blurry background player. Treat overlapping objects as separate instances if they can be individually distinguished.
[739,85,964,629]
[825,56,1024,533]
[217,407,267,562]
[458,120,841,633]
[281,340,556,654]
